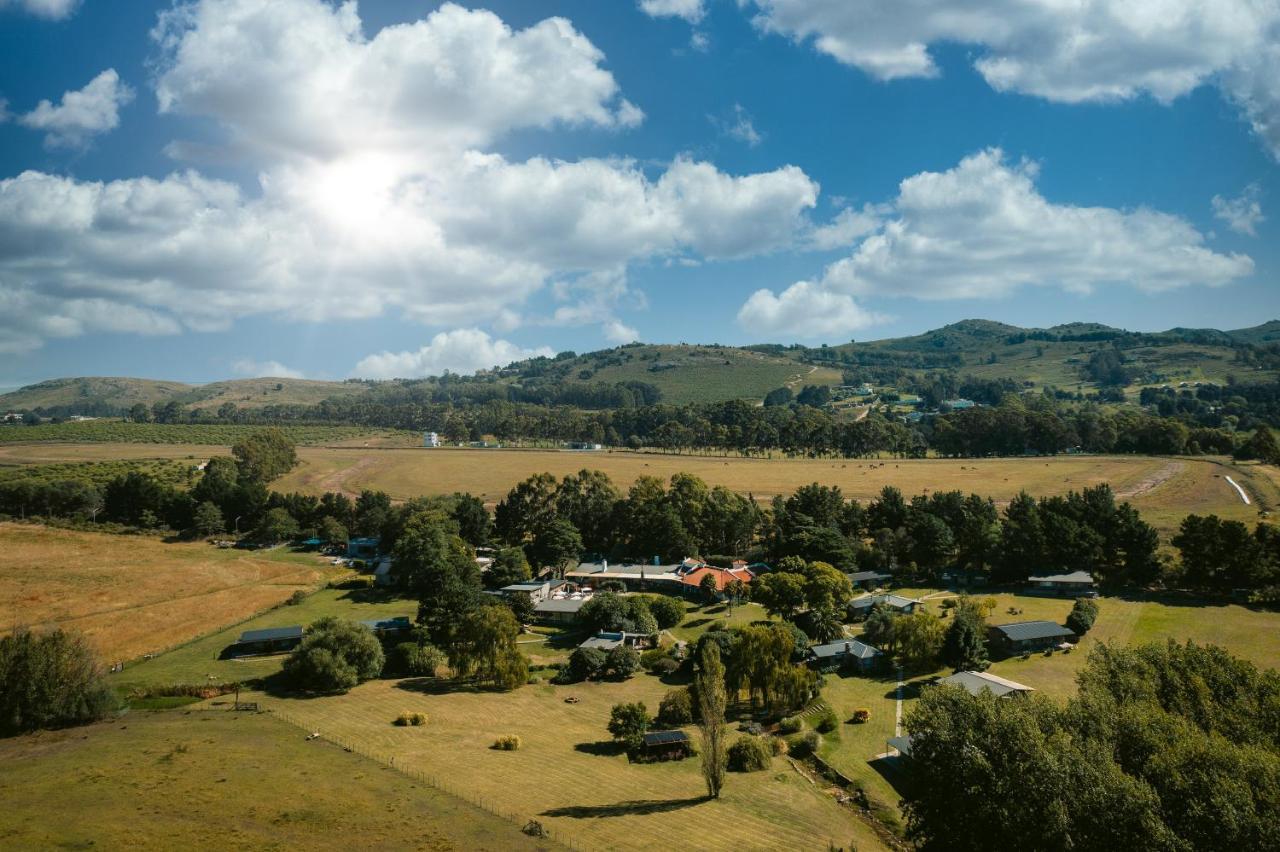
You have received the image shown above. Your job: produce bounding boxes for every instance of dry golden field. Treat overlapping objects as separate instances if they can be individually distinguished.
[0,524,336,660]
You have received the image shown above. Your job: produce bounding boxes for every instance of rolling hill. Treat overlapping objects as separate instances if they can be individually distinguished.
[4,318,1279,415]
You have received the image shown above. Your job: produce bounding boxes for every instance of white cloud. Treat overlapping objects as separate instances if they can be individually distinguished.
[19,69,133,148]
[0,1,822,353]
[689,31,710,52]
[713,103,763,147]
[603,319,640,344]
[153,0,641,161]
[737,280,884,338]
[740,148,1253,336]
[231,359,305,379]
[806,204,884,251]
[742,1,1280,159]
[1213,185,1265,237]
[0,0,79,19]
[639,0,705,24]
[354,329,555,379]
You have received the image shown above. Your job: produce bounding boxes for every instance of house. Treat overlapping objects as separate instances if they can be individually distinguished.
[849,593,923,621]
[499,580,553,603]
[533,595,591,625]
[423,431,441,448]
[372,556,395,587]
[361,616,414,639]
[989,620,1076,654]
[639,729,693,762]
[231,625,303,656]
[1026,571,1097,597]
[846,570,892,591]
[807,639,885,673]
[677,561,755,599]
[566,560,684,593]
[347,537,380,560]
[937,670,1034,698]
[578,631,652,652]
[943,398,977,410]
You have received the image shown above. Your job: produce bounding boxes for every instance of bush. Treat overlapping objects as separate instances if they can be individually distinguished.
[727,736,773,772]
[1066,598,1099,635]
[770,736,789,756]
[394,711,427,726]
[646,595,686,630]
[778,715,803,734]
[607,702,652,752]
[0,628,118,735]
[554,646,607,684]
[851,708,871,724]
[286,590,308,606]
[815,709,840,734]
[385,641,445,678]
[657,688,693,726]
[651,657,680,676]
[605,646,641,679]
[282,617,384,694]
[786,730,822,758]
[492,735,521,751]
[639,647,668,670]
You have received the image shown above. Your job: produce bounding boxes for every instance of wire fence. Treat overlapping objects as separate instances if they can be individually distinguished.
[264,706,580,850]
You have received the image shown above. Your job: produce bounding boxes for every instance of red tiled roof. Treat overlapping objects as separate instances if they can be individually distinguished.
[680,566,754,591]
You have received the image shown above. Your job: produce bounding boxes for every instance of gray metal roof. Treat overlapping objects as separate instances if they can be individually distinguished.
[850,593,920,610]
[237,625,303,643]
[502,581,548,591]
[938,670,1033,697]
[1027,571,1095,584]
[534,597,589,613]
[810,639,883,660]
[643,729,690,746]
[847,571,892,583]
[887,735,914,757]
[992,620,1074,642]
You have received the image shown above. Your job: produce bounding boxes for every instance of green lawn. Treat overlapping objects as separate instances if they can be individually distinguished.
[110,587,418,692]
[669,601,771,643]
[0,710,552,851]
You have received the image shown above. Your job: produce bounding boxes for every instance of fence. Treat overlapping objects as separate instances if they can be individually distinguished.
[265,705,581,850]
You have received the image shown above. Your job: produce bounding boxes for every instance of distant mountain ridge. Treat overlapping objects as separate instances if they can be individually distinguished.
[3,318,1279,414]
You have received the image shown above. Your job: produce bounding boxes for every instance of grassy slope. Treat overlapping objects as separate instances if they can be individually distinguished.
[0,710,554,851]
[0,523,339,661]
[0,420,376,445]
[0,376,371,412]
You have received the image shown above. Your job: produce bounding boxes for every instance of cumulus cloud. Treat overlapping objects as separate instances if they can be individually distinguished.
[740,148,1253,335]
[1,0,822,353]
[806,205,884,251]
[19,69,133,147]
[712,104,763,147]
[231,359,305,379]
[354,329,555,379]
[741,1,1280,159]
[737,281,885,338]
[0,0,79,19]
[603,319,640,344]
[639,0,705,24]
[1213,185,1266,237]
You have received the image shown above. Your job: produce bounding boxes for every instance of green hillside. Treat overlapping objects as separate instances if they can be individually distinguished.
[0,376,371,415]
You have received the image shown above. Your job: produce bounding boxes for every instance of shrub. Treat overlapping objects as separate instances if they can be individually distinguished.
[646,595,686,630]
[658,688,693,726]
[492,735,521,751]
[0,628,118,735]
[394,711,427,726]
[851,708,871,724]
[1066,598,1099,635]
[651,657,680,676]
[770,736,789,756]
[282,617,384,694]
[286,590,308,606]
[778,715,803,735]
[727,736,773,772]
[554,646,607,684]
[815,709,840,734]
[605,646,641,679]
[639,648,668,670]
[786,730,822,757]
[385,641,445,678]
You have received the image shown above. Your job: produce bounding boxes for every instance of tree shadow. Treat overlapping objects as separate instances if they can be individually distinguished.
[681,618,711,630]
[573,740,626,757]
[541,795,709,819]
[393,677,497,695]
[336,587,406,604]
[868,754,912,798]
[882,679,928,701]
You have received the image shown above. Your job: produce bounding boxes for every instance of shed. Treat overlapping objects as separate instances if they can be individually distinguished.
[807,639,885,673]
[232,625,303,656]
[846,570,892,590]
[640,729,692,762]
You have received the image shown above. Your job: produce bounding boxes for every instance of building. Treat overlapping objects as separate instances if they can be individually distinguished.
[347,537,380,560]
[807,638,885,673]
[990,620,1076,654]
[639,729,693,762]
[846,570,892,591]
[499,580,554,603]
[533,595,591,625]
[886,734,914,759]
[849,593,923,621]
[1026,571,1097,597]
[230,625,303,656]
[578,631,653,652]
[566,560,684,593]
[361,616,414,639]
[372,556,394,587]
[676,560,755,599]
[937,670,1034,698]
[423,431,441,448]
[564,441,603,451]
[943,398,977,410]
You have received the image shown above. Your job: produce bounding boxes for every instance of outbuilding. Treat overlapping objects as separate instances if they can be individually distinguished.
[849,593,922,621]
[639,729,692,762]
[989,621,1075,654]
[937,670,1034,698]
[846,570,892,591]
[231,625,303,656]
[807,638,885,673]
[1026,571,1097,597]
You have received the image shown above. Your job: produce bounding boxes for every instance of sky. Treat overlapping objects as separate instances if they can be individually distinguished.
[0,0,1278,385]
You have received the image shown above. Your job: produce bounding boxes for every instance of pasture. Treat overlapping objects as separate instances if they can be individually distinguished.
[242,675,889,852]
[0,523,337,661]
[0,710,549,851]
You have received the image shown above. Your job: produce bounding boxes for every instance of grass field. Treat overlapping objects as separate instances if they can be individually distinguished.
[109,587,418,691]
[0,524,338,661]
[0,710,553,851]
[243,675,889,852]
[0,421,376,445]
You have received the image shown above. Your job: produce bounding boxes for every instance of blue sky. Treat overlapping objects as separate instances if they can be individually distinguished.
[1,0,1277,385]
